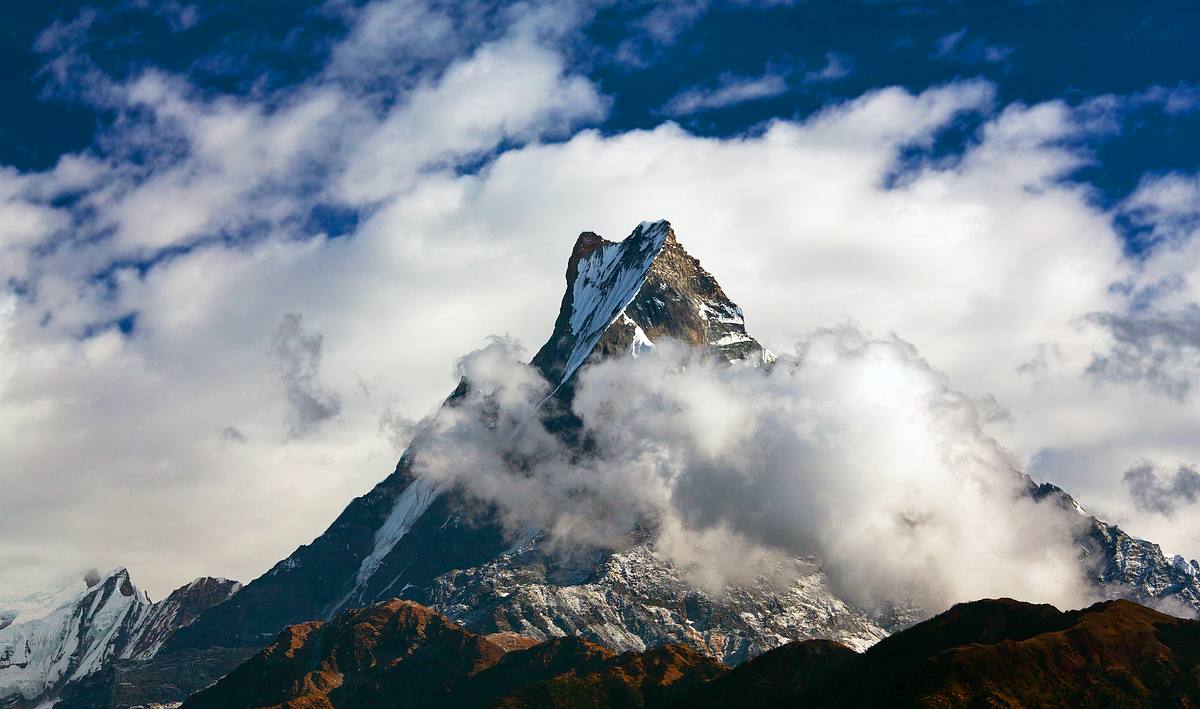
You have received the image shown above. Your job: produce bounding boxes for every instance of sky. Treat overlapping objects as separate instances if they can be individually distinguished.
[1,0,1199,602]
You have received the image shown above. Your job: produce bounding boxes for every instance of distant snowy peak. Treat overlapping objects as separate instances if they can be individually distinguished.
[532,219,772,386]
[0,569,239,707]
[0,568,148,705]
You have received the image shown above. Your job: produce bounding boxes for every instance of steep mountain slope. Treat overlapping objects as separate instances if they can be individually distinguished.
[182,597,1200,708]
[169,220,866,662]
[168,218,1200,666]
[0,569,238,708]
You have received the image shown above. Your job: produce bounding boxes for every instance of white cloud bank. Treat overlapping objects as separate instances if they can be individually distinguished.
[2,0,1200,607]
[414,332,1092,612]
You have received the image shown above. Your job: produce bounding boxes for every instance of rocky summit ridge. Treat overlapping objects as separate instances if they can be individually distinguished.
[531,219,772,389]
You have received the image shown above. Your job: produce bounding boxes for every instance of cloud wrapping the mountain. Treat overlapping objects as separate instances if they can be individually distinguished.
[410,331,1092,612]
[4,0,1200,601]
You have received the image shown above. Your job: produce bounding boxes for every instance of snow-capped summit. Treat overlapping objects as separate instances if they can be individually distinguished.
[532,219,772,387]
[0,568,239,707]
[1,568,147,705]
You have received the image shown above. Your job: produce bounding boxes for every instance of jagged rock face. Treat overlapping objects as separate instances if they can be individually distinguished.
[1088,518,1200,610]
[0,570,238,708]
[428,540,888,665]
[124,577,242,661]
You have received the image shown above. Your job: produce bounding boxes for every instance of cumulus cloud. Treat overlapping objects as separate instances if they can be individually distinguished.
[335,33,605,205]
[411,330,1092,611]
[5,0,1200,601]
[270,313,342,437]
[1124,461,1200,515]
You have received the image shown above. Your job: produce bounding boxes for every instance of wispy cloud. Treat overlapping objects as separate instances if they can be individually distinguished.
[805,51,853,81]
[931,27,1013,65]
[271,313,342,438]
[664,71,787,115]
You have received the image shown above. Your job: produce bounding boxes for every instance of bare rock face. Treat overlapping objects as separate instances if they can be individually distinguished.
[124,576,242,661]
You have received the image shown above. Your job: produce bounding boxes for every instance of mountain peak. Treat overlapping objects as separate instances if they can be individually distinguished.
[569,219,673,259]
[0,569,240,706]
[532,219,770,387]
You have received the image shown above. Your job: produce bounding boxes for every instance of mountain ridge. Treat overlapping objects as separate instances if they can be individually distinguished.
[180,595,1200,708]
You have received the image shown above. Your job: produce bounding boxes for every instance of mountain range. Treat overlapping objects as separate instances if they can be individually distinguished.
[0,569,239,707]
[4,220,1200,707]
[181,595,1200,708]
